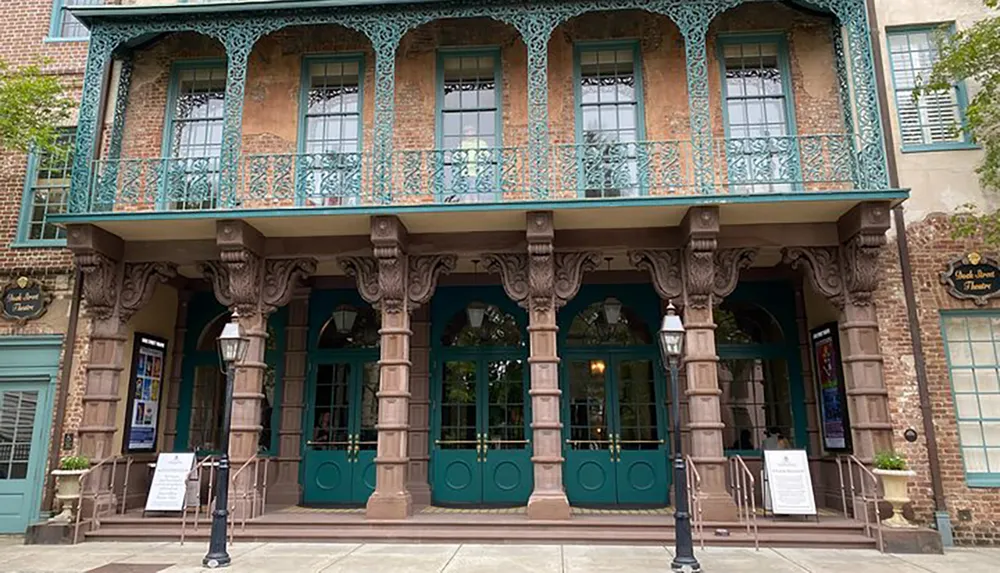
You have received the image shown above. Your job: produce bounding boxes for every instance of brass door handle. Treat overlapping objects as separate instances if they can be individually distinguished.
[476,434,483,462]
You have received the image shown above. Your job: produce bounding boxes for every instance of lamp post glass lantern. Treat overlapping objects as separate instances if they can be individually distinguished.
[204,313,248,569]
[658,302,701,572]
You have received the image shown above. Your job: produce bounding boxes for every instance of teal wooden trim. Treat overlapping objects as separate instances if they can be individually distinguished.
[572,40,647,198]
[719,280,808,455]
[885,24,973,152]
[16,146,69,247]
[939,310,1000,487]
[160,59,227,209]
[262,307,288,457]
[48,0,86,40]
[0,335,61,528]
[716,32,802,185]
[175,292,226,452]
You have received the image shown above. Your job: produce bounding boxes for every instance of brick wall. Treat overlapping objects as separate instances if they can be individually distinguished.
[878,214,1000,545]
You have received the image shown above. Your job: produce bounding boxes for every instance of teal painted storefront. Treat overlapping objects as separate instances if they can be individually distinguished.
[0,336,61,533]
[560,284,670,507]
[429,286,533,506]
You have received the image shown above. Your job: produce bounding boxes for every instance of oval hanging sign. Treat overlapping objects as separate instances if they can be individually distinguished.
[941,252,1000,306]
[2,276,50,323]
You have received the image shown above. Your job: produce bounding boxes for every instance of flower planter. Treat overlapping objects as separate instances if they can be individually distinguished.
[873,468,917,528]
[48,469,87,524]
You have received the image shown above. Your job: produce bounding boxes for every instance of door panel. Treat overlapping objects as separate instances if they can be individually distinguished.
[351,362,379,503]
[614,359,668,505]
[303,363,353,504]
[564,359,617,504]
[433,360,482,504]
[482,360,531,504]
[0,388,45,533]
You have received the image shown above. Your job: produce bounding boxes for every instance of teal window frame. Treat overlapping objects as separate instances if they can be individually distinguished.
[940,311,1000,487]
[14,130,75,248]
[434,47,504,203]
[296,53,366,206]
[47,0,100,42]
[717,33,801,192]
[886,24,977,153]
[572,40,647,198]
[160,59,228,211]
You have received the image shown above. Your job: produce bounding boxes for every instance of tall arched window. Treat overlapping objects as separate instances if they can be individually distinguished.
[716,300,794,453]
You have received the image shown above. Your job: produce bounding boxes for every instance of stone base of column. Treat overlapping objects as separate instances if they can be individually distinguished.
[526,491,571,520]
[408,482,431,508]
[366,490,412,520]
[698,492,739,521]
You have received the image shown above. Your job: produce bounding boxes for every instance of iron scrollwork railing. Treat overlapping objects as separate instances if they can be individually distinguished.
[85,134,863,212]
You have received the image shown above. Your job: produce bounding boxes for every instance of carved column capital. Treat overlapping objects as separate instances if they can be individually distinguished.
[77,252,120,321]
[713,248,757,301]
[371,216,408,314]
[629,249,683,301]
[341,256,381,306]
[484,253,529,307]
[553,252,601,309]
[200,248,263,316]
[262,258,317,314]
[841,232,886,306]
[408,255,457,308]
[684,238,716,309]
[782,246,845,306]
[119,262,177,321]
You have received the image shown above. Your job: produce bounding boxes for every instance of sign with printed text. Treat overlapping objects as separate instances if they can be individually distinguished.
[764,450,817,516]
[125,334,167,453]
[145,453,196,512]
[1,276,50,323]
[941,252,1000,305]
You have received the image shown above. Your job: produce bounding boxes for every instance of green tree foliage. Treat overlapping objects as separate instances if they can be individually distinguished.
[0,58,74,153]
[917,2,1000,245]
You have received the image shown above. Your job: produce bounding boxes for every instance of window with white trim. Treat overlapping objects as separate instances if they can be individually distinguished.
[942,313,1000,486]
[887,27,970,149]
[18,130,74,244]
[51,0,102,40]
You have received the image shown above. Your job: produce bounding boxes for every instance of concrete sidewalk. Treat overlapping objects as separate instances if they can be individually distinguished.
[0,539,997,573]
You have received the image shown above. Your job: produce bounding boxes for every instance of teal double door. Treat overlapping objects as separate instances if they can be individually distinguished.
[302,357,378,505]
[563,353,670,506]
[431,355,533,506]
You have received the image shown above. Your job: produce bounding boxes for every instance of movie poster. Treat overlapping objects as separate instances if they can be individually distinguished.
[811,324,851,451]
[125,334,168,453]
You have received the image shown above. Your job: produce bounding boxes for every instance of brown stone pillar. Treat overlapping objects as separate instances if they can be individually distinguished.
[784,202,893,460]
[488,211,599,520]
[407,306,432,507]
[202,220,315,506]
[271,287,309,505]
[68,224,176,468]
[343,216,455,519]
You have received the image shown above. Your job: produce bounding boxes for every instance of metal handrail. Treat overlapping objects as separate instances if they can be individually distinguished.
[836,454,884,552]
[728,455,760,551]
[72,455,132,544]
[685,455,704,550]
[180,455,216,545]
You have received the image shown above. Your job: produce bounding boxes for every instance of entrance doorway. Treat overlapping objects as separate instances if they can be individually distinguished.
[561,285,669,507]
[430,287,532,506]
[301,292,379,506]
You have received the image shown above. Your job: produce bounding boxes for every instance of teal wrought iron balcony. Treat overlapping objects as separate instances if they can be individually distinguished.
[81,134,862,214]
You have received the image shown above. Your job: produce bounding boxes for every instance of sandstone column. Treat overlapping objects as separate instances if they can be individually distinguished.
[68,224,176,473]
[201,220,315,505]
[342,216,455,519]
[270,287,310,505]
[407,306,432,507]
[487,211,599,520]
[164,290,192,452]
[784,202,893,460]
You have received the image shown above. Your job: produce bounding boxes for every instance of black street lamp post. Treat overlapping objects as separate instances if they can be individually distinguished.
[203,312,250,569]
[658,302,701,573]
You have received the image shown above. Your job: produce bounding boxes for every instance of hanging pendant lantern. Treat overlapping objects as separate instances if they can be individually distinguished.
[332,305,358,334]
[603,297,622,325]
[467,301,488,330]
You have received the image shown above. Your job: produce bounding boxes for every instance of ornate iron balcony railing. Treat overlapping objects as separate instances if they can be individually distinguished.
[83,134,861,213]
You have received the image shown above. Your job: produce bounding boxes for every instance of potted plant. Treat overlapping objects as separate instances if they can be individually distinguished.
[48,455,90,524]
[872,451,917,528]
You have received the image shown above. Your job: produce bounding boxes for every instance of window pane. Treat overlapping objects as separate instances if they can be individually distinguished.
[23,130,74,242]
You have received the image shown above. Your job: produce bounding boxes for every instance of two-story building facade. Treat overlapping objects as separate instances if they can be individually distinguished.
[0,0,995,547]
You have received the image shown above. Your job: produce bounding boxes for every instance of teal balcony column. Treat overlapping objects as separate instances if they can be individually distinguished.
[840,1,889,189]
[69,27,117,214]
[360,21,406,205]
[831,24,861,188]
[219,35,258,209]
[93,51,133,211]
[668,1,738,196]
